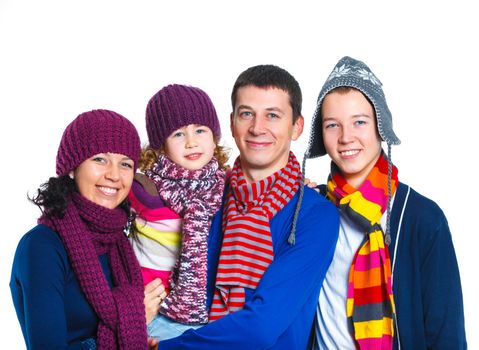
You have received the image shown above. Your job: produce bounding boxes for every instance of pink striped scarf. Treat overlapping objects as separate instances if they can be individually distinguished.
[209,152,300,320]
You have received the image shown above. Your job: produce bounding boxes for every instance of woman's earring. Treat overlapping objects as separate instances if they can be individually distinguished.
[69,172,74,179]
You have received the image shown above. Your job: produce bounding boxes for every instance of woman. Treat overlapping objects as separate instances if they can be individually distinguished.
[304,56,466,349]
[10,109,150,349]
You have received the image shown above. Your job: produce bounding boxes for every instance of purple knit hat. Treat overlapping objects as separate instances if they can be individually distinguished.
[146,84,221,149]
[56,109,141,176]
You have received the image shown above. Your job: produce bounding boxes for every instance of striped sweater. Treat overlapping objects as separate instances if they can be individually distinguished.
[129,177,182,290]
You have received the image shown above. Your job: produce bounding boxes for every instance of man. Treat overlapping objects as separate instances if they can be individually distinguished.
[159,65,340,349]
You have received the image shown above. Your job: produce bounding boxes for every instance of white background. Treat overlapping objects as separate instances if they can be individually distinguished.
[1,1,477,348]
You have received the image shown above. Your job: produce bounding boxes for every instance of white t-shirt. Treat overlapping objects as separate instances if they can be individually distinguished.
[315,201,392,349]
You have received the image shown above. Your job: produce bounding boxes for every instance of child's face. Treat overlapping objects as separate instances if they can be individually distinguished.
[322,89,382,188]
[164,124,216,170]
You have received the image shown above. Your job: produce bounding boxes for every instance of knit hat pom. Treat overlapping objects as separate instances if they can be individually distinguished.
[146,84,221,149]
[56,109,141,176]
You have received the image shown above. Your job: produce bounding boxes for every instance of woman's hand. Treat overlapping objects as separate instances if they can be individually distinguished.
[144,278,167,324]
[148,337,159,349]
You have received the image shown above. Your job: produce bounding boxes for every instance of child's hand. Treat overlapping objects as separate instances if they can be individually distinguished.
[144,278,167,324]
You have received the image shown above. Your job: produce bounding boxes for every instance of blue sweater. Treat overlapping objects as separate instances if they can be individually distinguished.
[10,224,113,349]
[388,183,466,349]
[160,187,340,349]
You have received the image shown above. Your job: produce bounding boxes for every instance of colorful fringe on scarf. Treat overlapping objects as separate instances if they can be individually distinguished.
[209,152,300,321]
[327,151,398,349]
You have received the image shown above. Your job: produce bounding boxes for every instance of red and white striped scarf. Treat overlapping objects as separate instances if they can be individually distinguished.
[209,152,300,321]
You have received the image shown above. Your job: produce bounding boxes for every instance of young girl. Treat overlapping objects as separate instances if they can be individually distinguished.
[129,84,229,340]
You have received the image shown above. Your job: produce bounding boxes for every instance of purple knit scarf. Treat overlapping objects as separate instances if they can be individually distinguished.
[146,154,225,324]
[38,193,147,349]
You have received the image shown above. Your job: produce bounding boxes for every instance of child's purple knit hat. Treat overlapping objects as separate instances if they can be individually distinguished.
[56,109,141,176]
[146,84,221,149]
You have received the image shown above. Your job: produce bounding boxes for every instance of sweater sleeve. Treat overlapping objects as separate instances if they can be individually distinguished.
[159,192,340,349]
[10,227,88,350]
[419,206,467,349]
[129,177,182,288]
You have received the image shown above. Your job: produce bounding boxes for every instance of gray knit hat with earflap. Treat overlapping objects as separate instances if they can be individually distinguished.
[303,56,401,246]
[305,56,400,159]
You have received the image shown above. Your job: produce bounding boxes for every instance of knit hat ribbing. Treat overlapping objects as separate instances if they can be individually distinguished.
[146,84,221,149]
[305,56,400,159]
[56,109,141,176]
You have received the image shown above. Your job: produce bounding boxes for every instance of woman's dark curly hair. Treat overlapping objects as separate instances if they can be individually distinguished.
[30,175,132,219]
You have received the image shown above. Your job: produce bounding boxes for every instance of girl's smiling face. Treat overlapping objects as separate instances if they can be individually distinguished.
[164,124,216,170]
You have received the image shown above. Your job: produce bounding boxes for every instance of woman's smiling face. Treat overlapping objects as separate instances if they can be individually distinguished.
[73,152,134,209]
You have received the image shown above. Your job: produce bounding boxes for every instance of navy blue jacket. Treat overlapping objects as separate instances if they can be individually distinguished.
[10,225,113,349]
[388,183,466,349]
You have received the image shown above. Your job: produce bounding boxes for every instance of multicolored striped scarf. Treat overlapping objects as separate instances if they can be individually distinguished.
[326,151,398,350]
[209,152,300,321]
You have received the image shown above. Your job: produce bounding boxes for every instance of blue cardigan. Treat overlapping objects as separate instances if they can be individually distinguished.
[388,183,466,349]
[10,225,112,349]
[160,187,340,349]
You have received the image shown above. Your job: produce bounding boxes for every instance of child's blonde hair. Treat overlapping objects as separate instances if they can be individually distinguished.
[139,137,230,173]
